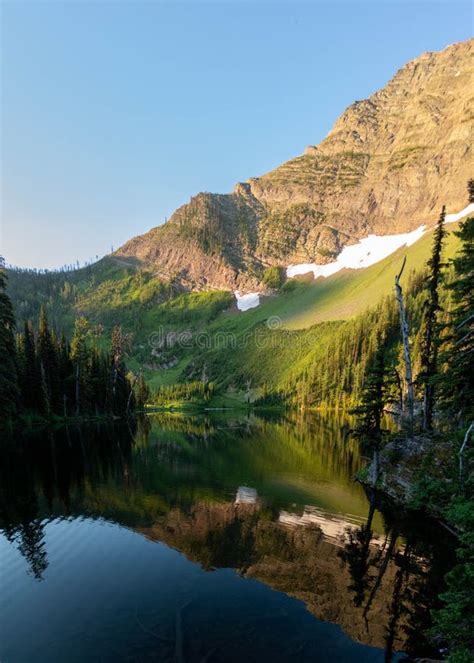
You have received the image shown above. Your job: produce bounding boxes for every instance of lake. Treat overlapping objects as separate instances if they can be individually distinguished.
[0,412,455,662]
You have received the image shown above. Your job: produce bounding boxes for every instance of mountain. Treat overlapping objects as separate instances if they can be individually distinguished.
[115,39,473,292]
[6,39,473,400]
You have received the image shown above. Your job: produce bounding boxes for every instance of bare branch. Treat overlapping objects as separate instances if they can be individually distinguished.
[395,256,407,284]
[459,421,474,480]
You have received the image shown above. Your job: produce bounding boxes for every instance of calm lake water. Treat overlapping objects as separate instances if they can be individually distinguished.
[0,413,455,662]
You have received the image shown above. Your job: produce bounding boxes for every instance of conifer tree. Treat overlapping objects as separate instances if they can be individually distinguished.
[57,332,72,416]
[109,326,131,415]
[468,178,474,204]
[134,372,150,410]
[352,334,389,446]
[0,260,19,424]
[70,317,90,416]
[440,216,474,423]
[419,207,446,430]
[37,306,60,414]
[22,321,41,411]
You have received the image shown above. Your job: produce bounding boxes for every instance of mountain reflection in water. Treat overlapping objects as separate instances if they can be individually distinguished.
[0,413,455,662]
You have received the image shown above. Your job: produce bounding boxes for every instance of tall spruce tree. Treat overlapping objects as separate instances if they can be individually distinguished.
[0,260,19,424]
[37,306,60,415]
[440,215,474,424]
[22,321,41,411]
[420,207,446,431]
[57,332,72,416]
[351,333,393,484]
[109,326,131,415]
[70,317,90,416]
[352,333,390,445]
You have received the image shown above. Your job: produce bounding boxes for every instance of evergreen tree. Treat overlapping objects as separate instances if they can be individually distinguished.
[70,317,90,416]
[468,178,474,204]
[22,321,41,412]
[134,372,150,410]
[37,306,60,415]
[420,207,446,430]
[109,326,131,415]
[440,216,474,424]
[2,288,138,423]
[57,332,73,416]
[0,259,19,425]
[352,334,390,446]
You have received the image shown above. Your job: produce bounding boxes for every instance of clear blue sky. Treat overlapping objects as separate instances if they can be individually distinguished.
[1,1,472,269]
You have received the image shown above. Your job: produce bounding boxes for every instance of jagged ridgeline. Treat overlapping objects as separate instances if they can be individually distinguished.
[4,39,474,405]
[103,39,474,292]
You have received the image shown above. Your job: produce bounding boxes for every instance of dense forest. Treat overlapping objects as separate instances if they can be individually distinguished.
[347,197,474,663]
[0,263,148,428]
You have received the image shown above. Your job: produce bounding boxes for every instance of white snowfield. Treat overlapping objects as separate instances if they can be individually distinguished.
[287,202,474,282]
[234,203,474,311]
[287,225,425,279]
[445,202,474,224]
[235,290,260,311]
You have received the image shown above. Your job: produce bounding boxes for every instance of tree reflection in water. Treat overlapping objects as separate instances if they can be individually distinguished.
[339,486,456,661]
[0,413,456,660]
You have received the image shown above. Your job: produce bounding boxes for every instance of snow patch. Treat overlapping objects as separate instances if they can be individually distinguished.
[287,225,425,280]
[235,290,260,311]
[233,205,474,309]
[287,203,474,283]
[445,202,474,224]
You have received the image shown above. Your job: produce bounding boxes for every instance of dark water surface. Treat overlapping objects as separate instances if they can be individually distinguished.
[0,413,455,662]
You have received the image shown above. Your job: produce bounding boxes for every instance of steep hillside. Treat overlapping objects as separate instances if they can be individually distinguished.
[6,214,469,396]
[115,39,473,291]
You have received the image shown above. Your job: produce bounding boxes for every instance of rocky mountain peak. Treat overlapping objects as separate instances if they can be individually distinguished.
[115,39,473,292]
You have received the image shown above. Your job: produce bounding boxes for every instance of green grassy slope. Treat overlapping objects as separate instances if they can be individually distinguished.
[155,221,463,393]
[263,222,461,330]
[6,220,464,395]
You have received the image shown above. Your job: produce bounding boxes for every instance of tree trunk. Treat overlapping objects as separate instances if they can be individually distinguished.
[368,448,380,485]
[459,421,474,480]
[423,381,434,431]
[75,363,80,416]
[127,376,137,415]
[394,258,414,427]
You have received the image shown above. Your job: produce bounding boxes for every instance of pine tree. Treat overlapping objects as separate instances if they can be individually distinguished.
[109,326,131,415]
[440,216,474,424]
[420,207,446,430]
[37,306,60,415]
[134,373,150,410]
[0,260,19,425]
[468,178,474,204]
[352,333,390,445]
[70,317,90,416]
[18,321,41,412]
[57,332,72,416]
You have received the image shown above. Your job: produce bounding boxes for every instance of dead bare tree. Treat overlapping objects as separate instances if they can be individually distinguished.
[459,421,474,480]
[394,257,414,426]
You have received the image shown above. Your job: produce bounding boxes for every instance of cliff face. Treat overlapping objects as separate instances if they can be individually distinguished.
[116,39,473,291]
